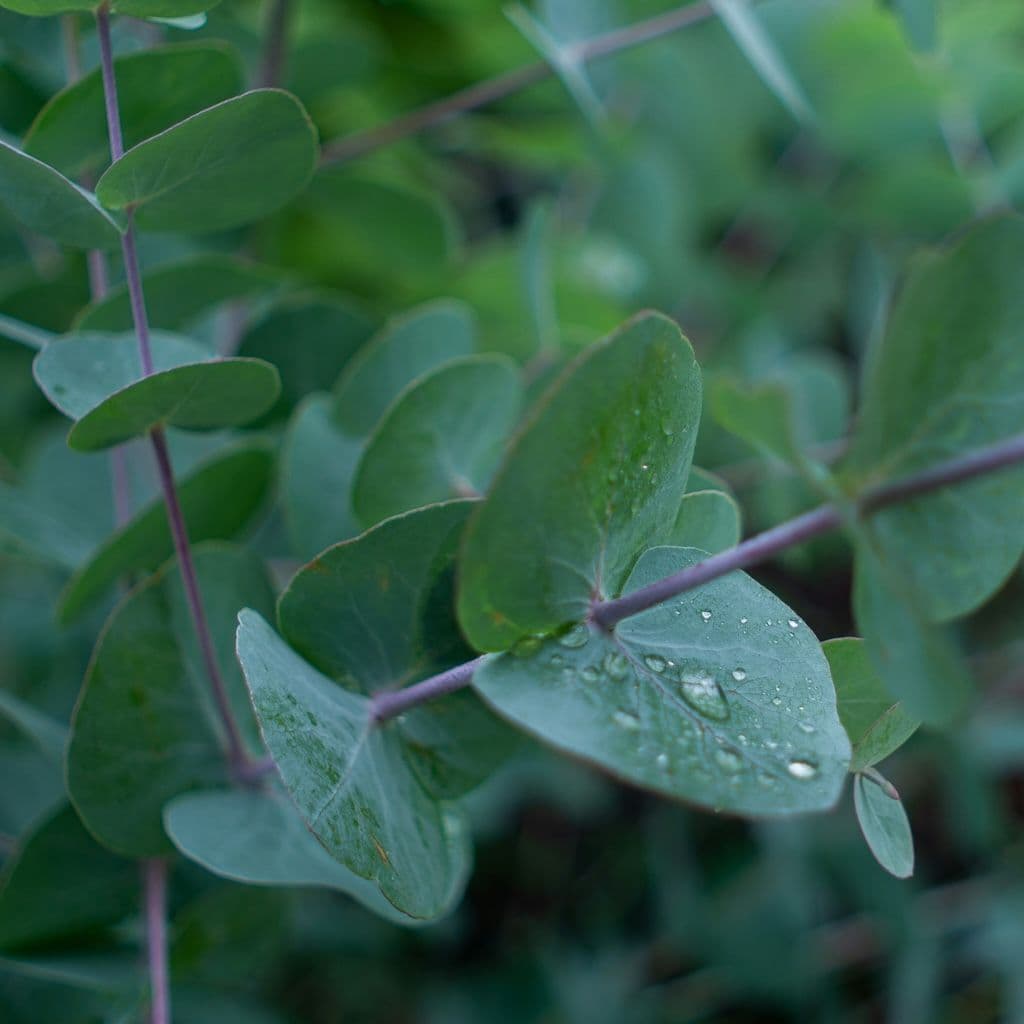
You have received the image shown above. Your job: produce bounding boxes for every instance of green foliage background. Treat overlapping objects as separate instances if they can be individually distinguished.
[2,0,1024,1020]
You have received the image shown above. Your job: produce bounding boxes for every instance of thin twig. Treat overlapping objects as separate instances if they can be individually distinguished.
[95,2,253,778]
[142,859,171,1024]
[258,0,295,88]
[372,431,1024,721]
[319,1,718,166]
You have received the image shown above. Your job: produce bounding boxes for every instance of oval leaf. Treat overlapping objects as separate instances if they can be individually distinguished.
[0,141,121,250]
[95,90,317,234]
[458,312,701,652]
[473,546,850,816]
[668,489,741,554]
[236,609,471,921]
[853,771,915,878]
[353,355,522,527]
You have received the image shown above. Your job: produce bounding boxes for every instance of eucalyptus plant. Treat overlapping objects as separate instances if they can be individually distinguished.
[1,0,1023,1020]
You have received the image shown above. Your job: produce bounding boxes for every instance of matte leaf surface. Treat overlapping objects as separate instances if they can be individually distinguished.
[66,545,274,856]
[0,141,121,250]
[333,300,476,436]
[668,490,741,554]
[165,788,450,925]
[824,637,918,771]
[95,90,317,234]
[846,215,1024,621]
[854,772,914,878]
[473,547,850,816]
[237,610,471,920]
[57,443,274,623]
[458,312,701,652]
[353,355,522,527]
[33,333,280,451]
[24,43,243,180]
[280,502,520,798]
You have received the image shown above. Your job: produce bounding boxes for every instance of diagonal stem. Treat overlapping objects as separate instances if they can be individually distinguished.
[94,1,252,777]
[371,431,1024,722]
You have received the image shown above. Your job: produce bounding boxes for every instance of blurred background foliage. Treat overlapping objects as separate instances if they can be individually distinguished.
[2,0,1024,1020]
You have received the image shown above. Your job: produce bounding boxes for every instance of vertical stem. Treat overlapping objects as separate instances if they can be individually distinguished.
[258,0,294,88]
[142,859,171,1024]
[94,2,252,775]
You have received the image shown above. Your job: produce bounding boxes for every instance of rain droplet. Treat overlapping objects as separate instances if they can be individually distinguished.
[788,619,800,630]
[513,636,542,658]
[641,463,650,471]
[740,617,748,625]
[581,666,599,683]
[656,752,669,770]
[787,759,818,780]
[714,747,742,774]
[798,722,816,735]
[731,668,747,682]
[558,624,589,649]
[613,710,640,730]
[643,654,667,673]
[662,421,675,437]
[771,697,783,706]
[603,651,630,680]
[679,672,730,721]
[549,653,564,667]
[700,610,712,621]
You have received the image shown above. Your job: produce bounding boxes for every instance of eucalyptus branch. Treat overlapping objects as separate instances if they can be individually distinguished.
[319,1,719,166]
[94,2,253,778]
[371,431,1024,722]
[258,0,295,89]
[142,859,170,1024]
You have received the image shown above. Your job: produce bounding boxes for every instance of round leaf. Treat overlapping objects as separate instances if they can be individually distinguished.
[472,546,851,816]
[668,489,742,554]
[95,90,317,234]
[458,312,701,652]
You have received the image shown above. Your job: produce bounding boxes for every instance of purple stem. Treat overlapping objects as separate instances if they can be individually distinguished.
[142,859,171,1024]
[372,431,1024,722]
[94,3,251,776]
[258,0,294,89]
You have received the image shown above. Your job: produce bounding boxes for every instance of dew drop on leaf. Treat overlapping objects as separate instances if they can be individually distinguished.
[679,672,730,721]
[700,610,712,621]
[603,651,630,680]
[644,654,667,673]
[731,668,747,682]
[612,709,640,730]
[558,624,589,649]
[786,759,818,780]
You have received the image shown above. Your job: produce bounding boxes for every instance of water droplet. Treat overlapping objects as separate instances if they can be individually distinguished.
[798,722,816,734]
[771,697,783,707]
[700,610,712,621]
[549,653,564,667]
[558,624,589,649]
[513,636,542,657]
[740,617,748,625]
[714,746,742,774]
[641,463,650,471]
[731,668,747,682]
[643,654,667,673]
[788,619,800,630]
[581,666,599,683]
[662,421,675,437]
[612,710,640,730]
[787,759,818,780]
[656,752,669,770]
[603,651,630,680]
[679,672,730,721]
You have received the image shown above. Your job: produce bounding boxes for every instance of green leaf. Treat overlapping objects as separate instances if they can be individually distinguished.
[95,90,317,234]
[0,0,219,11]
[473,546,850,816]
[668,490,741,554]
[0,690,67,762]
[845,215,1024,622]
[853,771,914,878]
[458,312,701,652]
[333,299,476,436]
[23,43,243,181]
[709,376,804,468]
[75,256,283,333]
[281,395,363,560]
[279,501,521,798]
[57,442,274,623]
[686,465,736,498]
[0,142,121,250]
[824,637,919,772]
[33,333,281,451]
[66,544,274,857]
[892,0,937,52]
[236,293,375,417]
[353,355,522,527]
[853,536,971,726]
[709,0,814,123]
[0,805,136,952]
[164,788,456,926]
[236,609,471,920]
